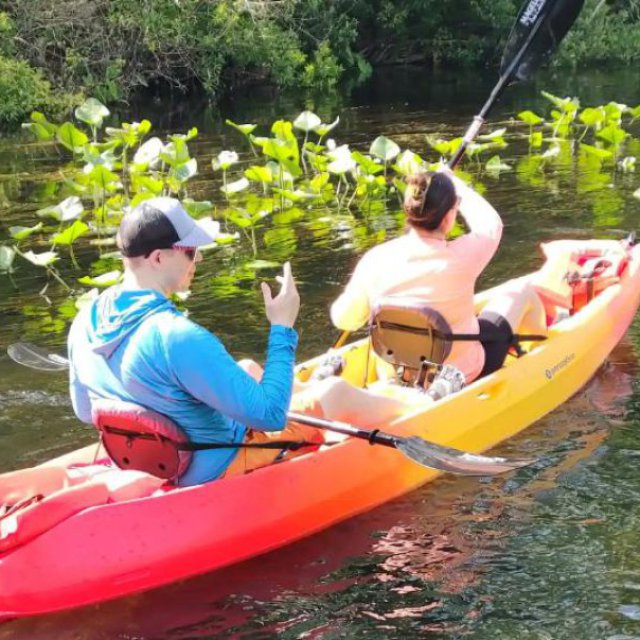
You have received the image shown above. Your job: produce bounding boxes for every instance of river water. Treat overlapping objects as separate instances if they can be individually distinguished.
[1,67,640,638]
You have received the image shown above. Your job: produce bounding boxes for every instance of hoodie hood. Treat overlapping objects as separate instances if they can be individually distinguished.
[87,287,175,358]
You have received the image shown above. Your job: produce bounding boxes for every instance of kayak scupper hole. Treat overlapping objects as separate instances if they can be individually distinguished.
[158,463,166,472]
[122,457,130,465]
[387,350,393,356]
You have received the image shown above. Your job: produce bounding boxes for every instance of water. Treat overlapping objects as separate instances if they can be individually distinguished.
[1,67,640,638]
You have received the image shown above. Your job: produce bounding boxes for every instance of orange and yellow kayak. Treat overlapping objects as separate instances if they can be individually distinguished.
[1,238,639,619]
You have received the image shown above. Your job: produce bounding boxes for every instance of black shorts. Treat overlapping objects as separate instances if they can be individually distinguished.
[478,311,514,377]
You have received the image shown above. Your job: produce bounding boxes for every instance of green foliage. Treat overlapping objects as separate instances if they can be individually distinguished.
[0,56,76,126]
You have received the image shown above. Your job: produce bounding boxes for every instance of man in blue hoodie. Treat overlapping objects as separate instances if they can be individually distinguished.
[68,197,318,486]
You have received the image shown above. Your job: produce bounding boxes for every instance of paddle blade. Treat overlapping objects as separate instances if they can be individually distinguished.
[501,0,585,82]
[7,342,70,372]
[396,436,533,476]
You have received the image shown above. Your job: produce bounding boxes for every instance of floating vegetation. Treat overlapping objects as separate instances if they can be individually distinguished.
[3,91,640,322]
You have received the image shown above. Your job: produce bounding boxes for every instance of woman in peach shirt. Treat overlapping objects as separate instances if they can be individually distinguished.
[331,170,546,383]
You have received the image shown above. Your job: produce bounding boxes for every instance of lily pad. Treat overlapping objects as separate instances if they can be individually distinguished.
[485,155,511,175]
[212,150,239,171]
[0,246,16,273]
[369,136,400,162]
[221,177,250,195]
[313,117,340,137]
[57,122,89,153]
[225,120,257,136]
[9,222,43,240]
[133,137,164,166]
[51,220,90,245]
[78,270,122,287]
[293,111,321,133]
[37,196,84,222]
[75,98,110,128]
[517,110,543,126]
[22,250,59,267]
[244,165,273,183]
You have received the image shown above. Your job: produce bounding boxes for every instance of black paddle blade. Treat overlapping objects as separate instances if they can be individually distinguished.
[7,342,70,372]
[396,436,533,476]
[501,0,585,82]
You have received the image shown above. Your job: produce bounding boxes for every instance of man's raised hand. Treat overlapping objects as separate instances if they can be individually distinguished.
[261,262,300,328]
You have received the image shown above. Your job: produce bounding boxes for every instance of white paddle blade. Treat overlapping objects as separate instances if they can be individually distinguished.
[396,436,533,476]
[7,342,70,372]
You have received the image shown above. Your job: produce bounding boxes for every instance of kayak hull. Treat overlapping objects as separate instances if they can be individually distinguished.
[2,240,640,618]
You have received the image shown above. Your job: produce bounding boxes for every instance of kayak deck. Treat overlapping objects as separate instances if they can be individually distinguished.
[1,239,640,619]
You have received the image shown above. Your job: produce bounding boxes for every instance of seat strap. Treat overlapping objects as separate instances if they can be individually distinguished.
[102,426,316,452]
[377,321,546,344]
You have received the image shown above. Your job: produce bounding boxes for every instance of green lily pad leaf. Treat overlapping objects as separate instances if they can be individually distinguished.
[221,177,250,195]
[597,124,627,147]
[85,164,120,190]
[76,288,99,310]
[479,128,507,141]
[78,270,122,287]
[313,116,339,137]
[485,155,511,176]
[37,196,84,222]
[22,250,59,267]
[262,139,301,177]
[327,145,356,174]
[133,137,163,166]
[580,144,613,161]
[517,110,543,126]
[604,102,626,123]
[9,222,43,240]
[309,172,331,193]
[227,211,252,228]
[132,175,164,196]
[22,111,58,141]
[541,91,579,112]
[369,135,400,162]
[394,150,425,176]
[182,199,213,216]
[225,120,257,136]
[212,150,239,171]
[0,246,16,273]
[51,220,90,246]
[619,156,636,173]
[245,165,273,183]
[57,122,89,153]
[629,106,640,122]
[541,145,561,160]
[530,131,543,148]
[272,188,319,202]
[215,232,240,245]
[579,107,605,128]
[271,120,296,143]
[173,158,198,182]
[352,151,383,175]
[245,260,281,270]
[293,111,321,133]
[75,98,110,128]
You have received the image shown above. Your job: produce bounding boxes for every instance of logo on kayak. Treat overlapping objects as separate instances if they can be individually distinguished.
[520,0,545,27]
[545,353,575,380]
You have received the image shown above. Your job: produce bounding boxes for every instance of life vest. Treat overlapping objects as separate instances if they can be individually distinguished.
[533,240,630,319]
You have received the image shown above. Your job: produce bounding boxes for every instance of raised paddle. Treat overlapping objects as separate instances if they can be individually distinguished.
[333,0,586,348]
[6,341,533,475]
[448,0,585,168]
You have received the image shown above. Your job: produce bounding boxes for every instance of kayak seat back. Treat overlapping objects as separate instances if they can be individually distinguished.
[92,399,191,482]
[369,297,452,387]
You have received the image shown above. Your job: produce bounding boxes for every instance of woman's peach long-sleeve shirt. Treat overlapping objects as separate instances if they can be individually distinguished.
[330,176,503,382]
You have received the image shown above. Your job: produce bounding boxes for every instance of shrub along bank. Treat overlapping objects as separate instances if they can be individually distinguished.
[1,0,640,128]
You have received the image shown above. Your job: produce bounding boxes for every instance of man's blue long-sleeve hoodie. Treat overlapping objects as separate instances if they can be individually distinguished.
[68,286,298,486]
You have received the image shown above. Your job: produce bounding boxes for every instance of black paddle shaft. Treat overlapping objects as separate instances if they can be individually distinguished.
[287,411,397,448]
[448,0,585,169]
